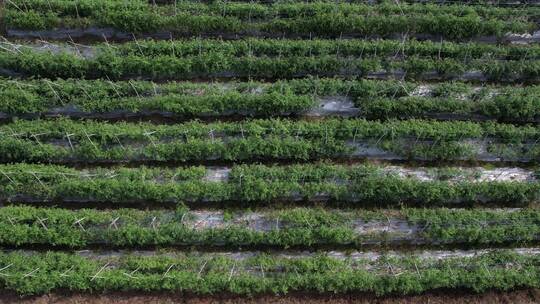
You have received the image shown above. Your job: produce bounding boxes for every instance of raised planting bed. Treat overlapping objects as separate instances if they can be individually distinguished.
[3,0,539,41]
[0,118,539,163]
[0,163,537,207]
[2,0,540,300]
[1,40,540,82]
[0,249,538,295]
[1,77,540,123]
[0,206,539,249]
[4,39,536,59]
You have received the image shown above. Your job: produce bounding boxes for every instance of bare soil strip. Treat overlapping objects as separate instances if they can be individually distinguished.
[18,247,540,261]
[1,289,540,304]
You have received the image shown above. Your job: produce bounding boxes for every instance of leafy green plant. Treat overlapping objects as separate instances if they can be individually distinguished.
[5,1,537,38]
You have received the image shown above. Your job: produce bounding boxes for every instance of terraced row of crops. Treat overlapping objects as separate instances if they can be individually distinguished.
[3,40,540,81]
[1,0,540,302]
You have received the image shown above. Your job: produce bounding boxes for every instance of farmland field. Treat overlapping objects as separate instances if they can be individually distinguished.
[0,0,540,303]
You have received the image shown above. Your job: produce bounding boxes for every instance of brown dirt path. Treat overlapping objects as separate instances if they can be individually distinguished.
[1,289,540,304]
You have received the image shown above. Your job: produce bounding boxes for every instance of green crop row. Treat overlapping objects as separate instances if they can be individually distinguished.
[106,39,540,60]
[0,163,537,207]
[4,0,536,40]
[0,118,538,163]
[0,77,349,116]
[9,0,538,20]
[5,118,538,142]
[3,77,536,109]
[361,95,540,122]
[146,0,540,5]
[0,77,414,105]
[2,47,540,81]
[0,249,537,295]
[0,72,319,117]
[2,77,540,122]
[0,206,539,248]
[0,89,315,118]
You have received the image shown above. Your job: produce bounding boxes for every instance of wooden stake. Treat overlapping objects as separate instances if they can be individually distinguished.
[197,260,209,279]
[65,133,75,151]
[83,130,98,151]
[22,268,39,278]
[143,131,157,147]
[109,217,120,229]
[122,267,140,279]
[150,217,158,230]
[60,266,74,277]
[0,264,13,277]
[28,171,46,188]
[90,262,110,281]
[37,217,48,230]
[163,264,176,278]
[73,218,86,231]
[5,0,23,12]
[0,170,15,184]
[228,262,236,281]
